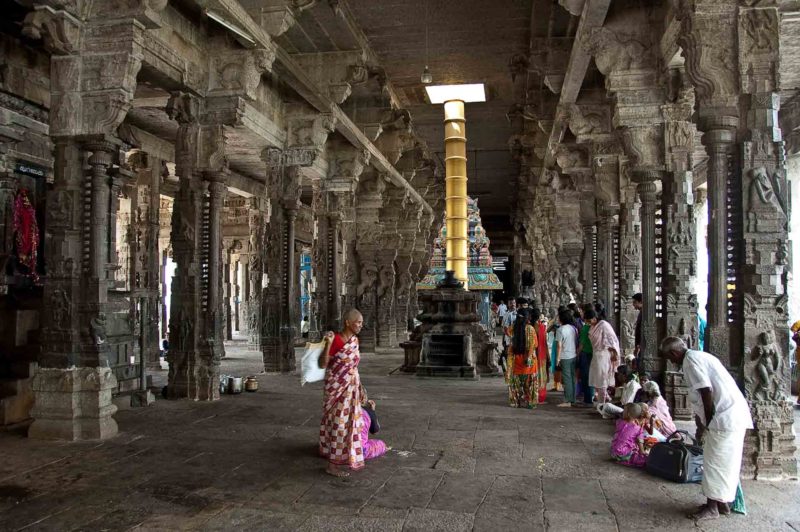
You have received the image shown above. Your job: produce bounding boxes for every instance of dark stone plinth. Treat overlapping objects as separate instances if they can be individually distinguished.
[400,340,421,373]
[413,272,500,379]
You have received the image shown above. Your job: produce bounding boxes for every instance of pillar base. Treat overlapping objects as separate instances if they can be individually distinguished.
[261,335,295,373]
[742,400,798,480]
[28,367,118,441]
[130,389,156,407]
[167,357,220,401]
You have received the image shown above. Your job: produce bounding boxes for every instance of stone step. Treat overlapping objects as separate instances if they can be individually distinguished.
[0,377,34,425]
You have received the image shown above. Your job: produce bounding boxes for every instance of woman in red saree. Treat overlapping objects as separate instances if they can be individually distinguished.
[319,309,385,477]
[531,307,549,404]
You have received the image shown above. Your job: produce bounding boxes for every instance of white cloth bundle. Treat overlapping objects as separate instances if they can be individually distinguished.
[300,339,328,386]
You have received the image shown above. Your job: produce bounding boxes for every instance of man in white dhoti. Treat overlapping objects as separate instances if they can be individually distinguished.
[659,337,753,521]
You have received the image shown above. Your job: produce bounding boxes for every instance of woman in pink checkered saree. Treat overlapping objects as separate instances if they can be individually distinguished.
[318,309,386,477]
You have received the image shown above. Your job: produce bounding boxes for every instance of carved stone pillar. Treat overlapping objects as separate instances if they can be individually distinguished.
[738,91,796,479]
[634,173,661,375]
[31,139,120,440]
[596,205,618,315]
[321,194,344,332]
[577,174,596,304]
[700,115,738,362]
[586,4,666,372]
[129,152,162,371]
[247,198,268,348]
[260,150,301,373]
[207,172,227,360]
[662,96,699,351]
[580,224,595,303]
[618,174,641,355]
[327,144,369,326]
[165,92,222,400]
[355,173,386,352]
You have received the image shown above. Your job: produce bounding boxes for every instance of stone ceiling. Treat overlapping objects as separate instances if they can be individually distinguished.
[283,0,550,220]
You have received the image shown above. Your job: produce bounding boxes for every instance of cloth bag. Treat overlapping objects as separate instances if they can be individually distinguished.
[300,339,328,385]
[645,430,704,483]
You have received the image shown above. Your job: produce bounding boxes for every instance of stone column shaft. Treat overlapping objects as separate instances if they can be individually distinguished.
[636,175,659,374]
[701,118,738,363]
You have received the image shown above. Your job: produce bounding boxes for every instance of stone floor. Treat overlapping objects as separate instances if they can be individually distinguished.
[1,343,800,532]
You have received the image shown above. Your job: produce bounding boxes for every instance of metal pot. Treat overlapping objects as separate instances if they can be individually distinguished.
[227,376,243,394]
[244,376,259,392]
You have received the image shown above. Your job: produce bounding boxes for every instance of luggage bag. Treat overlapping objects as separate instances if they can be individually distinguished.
[645,430,704,483]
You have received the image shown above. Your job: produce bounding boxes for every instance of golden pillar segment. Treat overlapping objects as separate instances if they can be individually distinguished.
[443,100,468,288]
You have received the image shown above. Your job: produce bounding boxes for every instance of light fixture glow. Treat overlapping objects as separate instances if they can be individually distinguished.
[425,83,486,104]
[421,66,433,84]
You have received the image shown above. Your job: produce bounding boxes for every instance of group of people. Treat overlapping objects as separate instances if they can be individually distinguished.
[498,298,620,410]
[496,294,754,522]
[318,302,755,522]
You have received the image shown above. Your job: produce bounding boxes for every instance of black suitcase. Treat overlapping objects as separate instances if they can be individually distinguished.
[645,430,704,483]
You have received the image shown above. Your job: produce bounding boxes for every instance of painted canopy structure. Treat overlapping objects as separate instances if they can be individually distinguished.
[417,198,503,291]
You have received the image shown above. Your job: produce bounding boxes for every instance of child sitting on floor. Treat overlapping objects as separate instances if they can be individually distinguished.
[636,402,667,446]
[611,403,649,468]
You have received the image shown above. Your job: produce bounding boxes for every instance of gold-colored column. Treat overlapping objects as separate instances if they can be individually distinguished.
[443,100,468,289]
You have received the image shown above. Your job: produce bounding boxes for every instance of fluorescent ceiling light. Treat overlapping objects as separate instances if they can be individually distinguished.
[425,83,486,104]
[206,9,257,48]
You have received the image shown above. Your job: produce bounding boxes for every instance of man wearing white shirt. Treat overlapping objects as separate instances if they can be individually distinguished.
[660,337,753,522]
[497,300,508,327]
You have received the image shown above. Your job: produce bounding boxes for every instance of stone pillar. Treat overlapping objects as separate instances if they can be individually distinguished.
[165,92,221,400]
[738,91,796,479]
[31,140,120,440]
[577,175,596,304]
[596,205,618,314]
[129,152,162,371]
[634,173,661,374]
[355,172,386,352]
[700,115,738,362]
[580,224,595,303]
[586,5,667,371]
[207,172,227,360]
[326,144,370,328]
[260,150,301,373]
[285,203,299,347]
[247,198,268,348]
[224,245,233,341]
[662,94,699,350]
[321,190,347,332]
[618,174,641,355]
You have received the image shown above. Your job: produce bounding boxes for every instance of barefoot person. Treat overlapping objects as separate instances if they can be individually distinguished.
[659,337,753,521]
[318,309,380,477]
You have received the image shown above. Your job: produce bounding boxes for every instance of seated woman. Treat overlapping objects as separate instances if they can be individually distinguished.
[359,386,388,461]
[611,403,649,468]
[642,381,677,437]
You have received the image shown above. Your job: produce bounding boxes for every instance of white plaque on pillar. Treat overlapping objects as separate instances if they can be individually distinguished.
[263,273,269,286]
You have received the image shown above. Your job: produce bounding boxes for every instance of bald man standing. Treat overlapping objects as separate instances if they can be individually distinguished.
[659,337,753,521]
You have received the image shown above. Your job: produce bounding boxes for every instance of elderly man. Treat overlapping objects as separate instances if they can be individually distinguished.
[659,337,753,521]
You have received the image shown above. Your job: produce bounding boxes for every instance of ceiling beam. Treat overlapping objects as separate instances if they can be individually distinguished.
[540,0,610,180]
[273,46,433,215]
[192,0,432,215]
